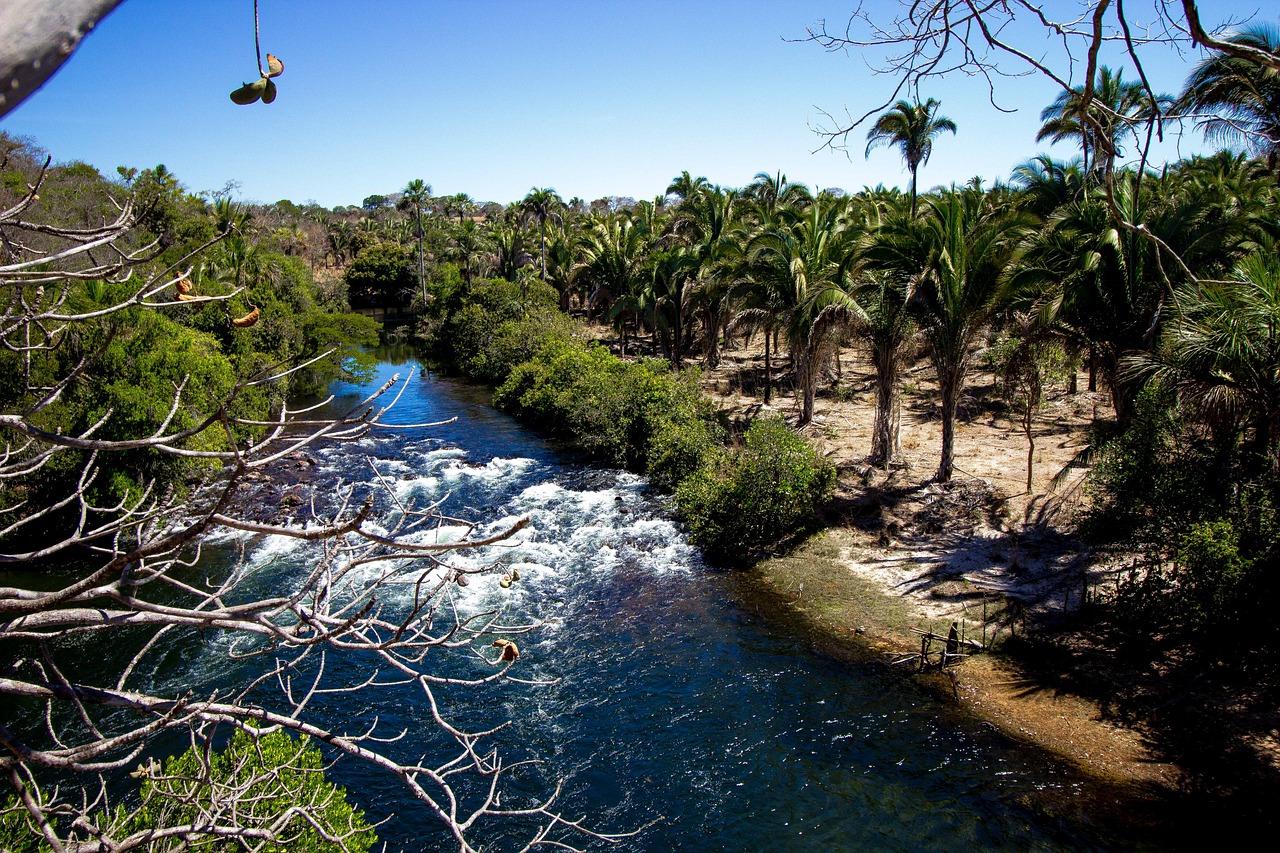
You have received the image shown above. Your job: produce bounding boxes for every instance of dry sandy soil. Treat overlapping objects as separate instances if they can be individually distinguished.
[685,331,1181,793]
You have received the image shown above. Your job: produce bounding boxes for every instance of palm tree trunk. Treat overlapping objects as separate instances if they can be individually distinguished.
[869,341,901,467]
[936,370,960,483]
[415,210,426,306]
[764,327,772,404]
[673,279,684,371]
[909,166,918,217]
[539,221,547,281]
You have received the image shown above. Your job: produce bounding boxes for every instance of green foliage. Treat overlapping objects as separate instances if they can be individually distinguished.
[676,416,835,563]
[495,341,723,473]
[344,243,415,308]
[0,732,376,852]
[1081,386,1226,545]
[1087,386,1280,654]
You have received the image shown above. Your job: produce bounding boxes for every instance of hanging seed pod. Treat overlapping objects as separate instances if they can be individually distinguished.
[266,53,285,78]
[230,78,268,105]
[261,78,278,104]
[455,572,469,587]
[231,305,260,328]
[498,576,512,589]
[510,567,521,581]
[492,639,520,662]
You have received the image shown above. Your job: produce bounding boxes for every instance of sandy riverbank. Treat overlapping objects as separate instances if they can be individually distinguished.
[687,334,1185,796]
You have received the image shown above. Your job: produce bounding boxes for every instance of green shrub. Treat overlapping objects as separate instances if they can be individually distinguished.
[676,416,835,563]
[0,730,376,853]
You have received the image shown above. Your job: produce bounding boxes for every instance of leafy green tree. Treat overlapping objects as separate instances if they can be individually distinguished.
[132,731,375,853]
[343,243,415,307]
[865,99,957,216]
[676,415,834,562]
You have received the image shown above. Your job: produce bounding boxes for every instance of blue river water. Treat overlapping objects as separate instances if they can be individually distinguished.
[187,353,1148,851]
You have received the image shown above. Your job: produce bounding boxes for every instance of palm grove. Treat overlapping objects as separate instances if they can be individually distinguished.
[372,26,1279,641]
[2,14,1280,853]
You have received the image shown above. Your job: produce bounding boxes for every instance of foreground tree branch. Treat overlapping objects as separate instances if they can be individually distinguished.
[0,155,622,852]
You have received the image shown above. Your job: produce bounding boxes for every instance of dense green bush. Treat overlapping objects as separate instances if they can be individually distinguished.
[1087,386,1280,653]
[344,243,416,308]
[495,341,722,472]
[676,416,835,562]
[0,731,376,852]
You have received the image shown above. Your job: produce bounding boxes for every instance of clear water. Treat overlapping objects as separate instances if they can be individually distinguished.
[150,354,1149,851]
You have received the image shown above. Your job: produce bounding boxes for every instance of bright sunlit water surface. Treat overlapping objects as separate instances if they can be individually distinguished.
[177,353,1143,852]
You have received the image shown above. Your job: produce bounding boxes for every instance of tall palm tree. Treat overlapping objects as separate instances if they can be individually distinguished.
[573,214,652,330]
[865,98,957,217]
[1037,67,1169,184]
[520,187,565,282]
[869,188,1026,481]
[401,178,431,306]
[744,196,858,425]
[851,269,915,468]
[1178,24,1280,177]
[669,186,740,369]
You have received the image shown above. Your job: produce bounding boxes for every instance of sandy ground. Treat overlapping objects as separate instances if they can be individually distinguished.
[689,333,1182,793]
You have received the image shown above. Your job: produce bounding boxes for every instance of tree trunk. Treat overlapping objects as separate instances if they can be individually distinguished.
[416,210,427,306]
[935,371,960,483]
[1024,406,1035,493]
[673,284,683,371]
[796,343,817,426]
[869,341,901,468]
[539,221,547,281]
[763,327,772,404]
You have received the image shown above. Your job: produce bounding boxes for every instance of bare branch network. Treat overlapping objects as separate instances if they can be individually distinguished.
[0,165,637,851]
[803,0,1269,153]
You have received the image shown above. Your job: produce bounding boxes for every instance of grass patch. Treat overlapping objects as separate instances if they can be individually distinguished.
[748,529,950,651]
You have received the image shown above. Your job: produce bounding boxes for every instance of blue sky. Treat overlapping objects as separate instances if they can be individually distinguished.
[1,1,1269,208]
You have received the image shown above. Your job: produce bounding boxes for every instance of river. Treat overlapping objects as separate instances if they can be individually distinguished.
[190,352,1140,851]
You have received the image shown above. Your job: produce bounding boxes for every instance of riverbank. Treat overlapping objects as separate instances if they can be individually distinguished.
[692,332,1280,839]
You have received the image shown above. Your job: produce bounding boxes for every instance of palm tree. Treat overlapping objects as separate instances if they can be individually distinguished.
[744,196,858,425]
[665,171,709,206]
[573,214,652,337]
[1124,251,1280,466]
[401,178,431,305]
[1005,169,1263,423]
[869,188,1026,481]
[490,222,533,284]
[447,219,490,286]
[1037,67,1169,183]
[1009,154,1085,217]
[1178,24,1280,178]
[669,186,740,369]
[520,187,565,282]
[865,99,957,217]
[851,269,915,468]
